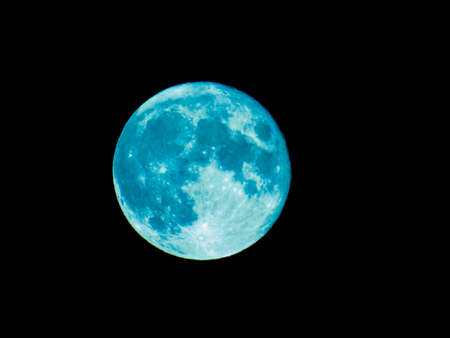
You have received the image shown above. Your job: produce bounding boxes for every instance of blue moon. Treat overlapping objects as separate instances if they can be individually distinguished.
[113,82,291,260]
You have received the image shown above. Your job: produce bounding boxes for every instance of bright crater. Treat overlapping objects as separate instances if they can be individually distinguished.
[113,82,291,260]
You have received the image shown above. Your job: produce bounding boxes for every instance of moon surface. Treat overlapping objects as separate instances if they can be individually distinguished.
[113,82,291,260]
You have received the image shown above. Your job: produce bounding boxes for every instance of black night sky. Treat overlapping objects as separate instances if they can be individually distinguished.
[10,18,395,327]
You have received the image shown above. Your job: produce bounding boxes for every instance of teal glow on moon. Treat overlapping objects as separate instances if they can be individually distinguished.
[113,82,291,260]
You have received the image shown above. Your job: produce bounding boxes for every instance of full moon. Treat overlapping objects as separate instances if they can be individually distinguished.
[113,82,291,260]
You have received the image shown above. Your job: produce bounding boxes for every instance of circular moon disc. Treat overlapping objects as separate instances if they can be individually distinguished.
[113,82,291,260]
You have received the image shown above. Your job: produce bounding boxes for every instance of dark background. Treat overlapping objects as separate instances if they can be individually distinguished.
[2,4,427,333]
[8,13,403,328]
